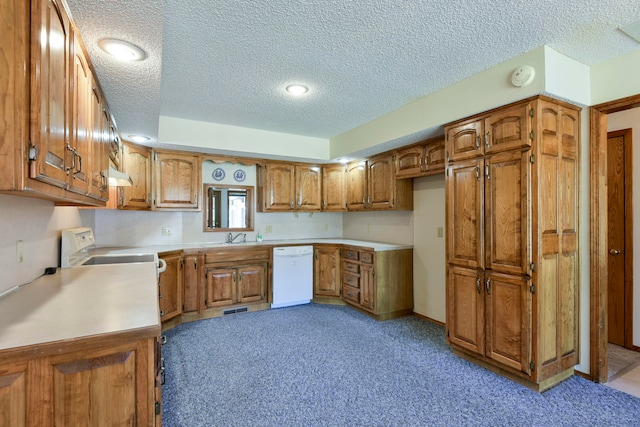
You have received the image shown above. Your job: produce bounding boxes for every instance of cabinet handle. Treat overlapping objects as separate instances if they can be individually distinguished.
[475,135,481,148]
[65,144,76,174]
[476,277,481,293]
[485,164,490,179]
[193,192,197,206]
[73,150,82,176]
[485,278,491,295]
[233,271,236,282]
[475,166,480,181]
[193,258,197,269]
[485,131,490,147]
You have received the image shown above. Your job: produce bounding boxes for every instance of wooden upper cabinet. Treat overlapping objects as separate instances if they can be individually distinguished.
[87,86,108,201]
[446,119,483,162]
[322,164,347,211]
[262,162,295,211]
[295,165,322,211]
[424,137,445,174]
[346,160,368,211]
[29,0,72,189]
[395,136,445,179]
[368,154,395,210]
[153,150,201,210]
[484,150,530,276]
[120,141,152,210]
[484,102,532,155]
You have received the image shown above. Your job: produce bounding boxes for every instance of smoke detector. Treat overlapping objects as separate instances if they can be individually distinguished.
[511,65,536,87]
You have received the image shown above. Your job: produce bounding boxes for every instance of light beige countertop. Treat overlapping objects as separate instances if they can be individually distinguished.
[0,263,159,353]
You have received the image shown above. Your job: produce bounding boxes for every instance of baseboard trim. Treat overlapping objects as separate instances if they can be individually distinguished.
[412,312,445,327]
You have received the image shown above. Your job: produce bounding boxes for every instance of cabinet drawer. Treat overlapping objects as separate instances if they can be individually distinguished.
[342,261,359,274]
[343,272,360,288]
[360,252,374,264]
[205,248,269,264]
[343,285,360,304]
[343,250,359,261]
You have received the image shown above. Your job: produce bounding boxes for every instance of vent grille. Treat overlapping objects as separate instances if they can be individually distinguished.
[222,307,249,316]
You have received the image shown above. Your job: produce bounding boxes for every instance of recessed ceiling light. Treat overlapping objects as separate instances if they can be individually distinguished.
[286,84,309,96]
[336,158,350,164]
[128,134,151,143]
[98,38,147,62]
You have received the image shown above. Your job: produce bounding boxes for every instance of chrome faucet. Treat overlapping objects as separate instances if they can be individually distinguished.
[228,233,246,243]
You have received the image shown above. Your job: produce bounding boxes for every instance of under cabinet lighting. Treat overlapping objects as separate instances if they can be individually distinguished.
[128,134,151,143]
[98,38,146,62]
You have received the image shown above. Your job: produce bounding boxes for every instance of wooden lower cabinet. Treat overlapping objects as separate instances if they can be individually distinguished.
[182,252,203,314]
[158,252,183,323]
[0,335,159,426]
[341,247,413,320]
[313,245,341,298]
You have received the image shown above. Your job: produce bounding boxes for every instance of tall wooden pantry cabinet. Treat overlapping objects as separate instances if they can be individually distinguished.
[444,95,580,391]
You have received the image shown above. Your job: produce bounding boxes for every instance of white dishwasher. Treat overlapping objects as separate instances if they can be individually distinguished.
[271,246,314,308]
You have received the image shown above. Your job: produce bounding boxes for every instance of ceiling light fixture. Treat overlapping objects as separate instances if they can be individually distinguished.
[98,38,147,62]
[285,84,309,96]
[128,134,151,143]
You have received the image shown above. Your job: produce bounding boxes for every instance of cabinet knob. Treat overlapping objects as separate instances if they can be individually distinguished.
[609,248,621,255]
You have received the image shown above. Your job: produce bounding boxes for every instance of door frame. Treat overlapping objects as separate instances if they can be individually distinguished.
[590,94,640,382]
[606,128,634,350]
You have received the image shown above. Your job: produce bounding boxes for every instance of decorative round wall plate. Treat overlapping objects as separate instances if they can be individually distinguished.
[212,168,225,181]
[233,169,246,182]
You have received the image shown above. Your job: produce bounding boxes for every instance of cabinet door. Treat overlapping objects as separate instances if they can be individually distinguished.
[30,0,71,189]
[263,163,295,211]
[424,137,445,175]
[88,87,108,201]
[446,266,485,355]
[446,158,483,269]
[120,142,152,209]
[67,32,92,195]
[296,165,322,211]
[154,151,200,210]
[445,119,483,162]
[158,254,182,322]
[395,145,424,178]
[484,102,532,155]
[182,253,202,313]
[237,264,267,303]
[484,150,530,276]
[322,164,347,211]
[0,361,27,426]
[205,267,236,307]
[346,160,367,210]
[314,246,341,297]
[484,272,531,374]
[368,154,395,210]
[360,263,375,311]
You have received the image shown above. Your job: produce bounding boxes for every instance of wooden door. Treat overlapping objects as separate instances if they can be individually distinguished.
[183,253,202,313]
[368,154,395,209]
[446,158,483,269]
[424,137,446,175]
[263,163,295,211]
[296,165,322,211]
[360,262,375,311]
[607,129,633,347]
[322,164,347,211]
[445,118,483,162]
[30,0,71,189]
[314,246,341,297]
[395,145,424,178]
[484,102,532,155]
[346,160,367,210]
[67,32,91,195]
[120,142,152,209]
[205,267,236,307]
[484,150,530,276]
[484,272,531,374]
[154,151,200,210]
[0,361,27,426]
[446,266,485,355]
[158,254,182,322]
[237,264,266,303]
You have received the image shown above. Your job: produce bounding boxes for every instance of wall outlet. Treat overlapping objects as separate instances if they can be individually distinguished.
[16,240,23,264]
[323,224,329,231]
[162,227,172,236]
[265,225,272,233]
[437,227,444,238]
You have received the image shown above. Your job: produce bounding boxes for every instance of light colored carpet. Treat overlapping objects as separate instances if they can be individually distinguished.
[608,343,640,379]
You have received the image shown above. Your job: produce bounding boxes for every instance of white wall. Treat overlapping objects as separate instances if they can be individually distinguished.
[0,195,82,294]
[591,50,640,105]
[342,210,413,244]
[412,175,446,322]
[607,107,640,347]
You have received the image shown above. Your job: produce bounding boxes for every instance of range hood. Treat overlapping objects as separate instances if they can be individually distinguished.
[106,166,133,187]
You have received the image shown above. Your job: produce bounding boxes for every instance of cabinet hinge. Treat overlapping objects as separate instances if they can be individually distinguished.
[155,402,161,415]
[27,140,37,161]
[530,284,536,294]
[530,262,535,271]
[530,361,535,372]
[530,154,535,164]
[529,108,534,118]
[529,131,534,140]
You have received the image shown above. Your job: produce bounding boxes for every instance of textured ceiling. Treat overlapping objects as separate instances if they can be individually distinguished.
[66,0,640,157]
